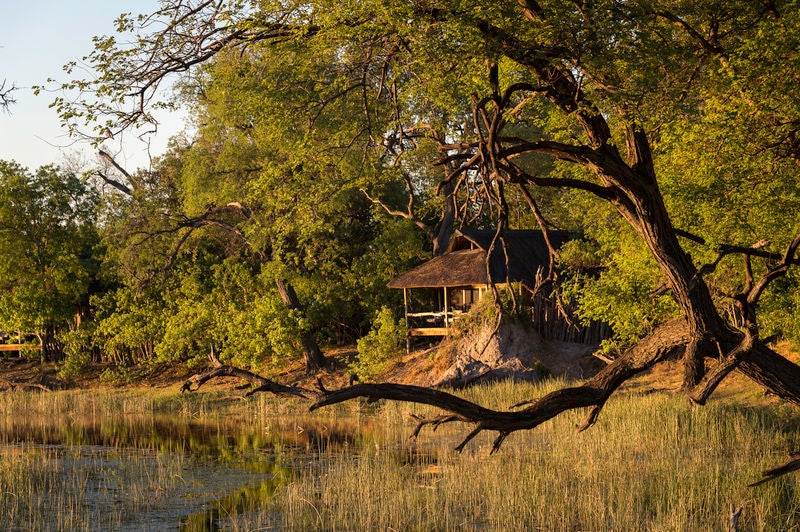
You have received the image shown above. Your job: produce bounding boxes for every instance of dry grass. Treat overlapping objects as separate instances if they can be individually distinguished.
[0,358,799,530]
[235,380,800,531]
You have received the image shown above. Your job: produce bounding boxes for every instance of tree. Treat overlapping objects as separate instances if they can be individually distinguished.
[90,130,425,374]
[0,161,99,360]
[90,145,335,372]
[53,0,800,484]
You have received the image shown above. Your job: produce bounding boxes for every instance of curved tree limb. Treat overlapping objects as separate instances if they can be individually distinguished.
[749,453,800,487]
[181,348,318,399]
[360,187,433,238]
[311,318,690,451]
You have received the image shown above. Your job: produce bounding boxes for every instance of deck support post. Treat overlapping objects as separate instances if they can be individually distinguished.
[443,286,449,331]
[403,288,411,353]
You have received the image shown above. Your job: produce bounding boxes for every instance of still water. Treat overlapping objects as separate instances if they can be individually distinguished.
[0,391,408,530]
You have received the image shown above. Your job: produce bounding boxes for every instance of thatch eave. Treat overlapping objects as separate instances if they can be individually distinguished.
[387,249,491,289]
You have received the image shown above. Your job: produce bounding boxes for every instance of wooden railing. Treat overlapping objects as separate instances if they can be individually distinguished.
[0,344,39,353]
[406,310,464,336]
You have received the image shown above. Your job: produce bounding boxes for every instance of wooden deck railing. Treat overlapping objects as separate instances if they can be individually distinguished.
[406,310,464,336]
[0,344,39,352]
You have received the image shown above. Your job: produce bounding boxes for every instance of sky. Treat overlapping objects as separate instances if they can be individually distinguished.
[0,1,185,172]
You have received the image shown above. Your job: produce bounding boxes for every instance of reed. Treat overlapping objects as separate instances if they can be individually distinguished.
[239,381,800,530]
[0,382,798,530]
[0,443,188,530]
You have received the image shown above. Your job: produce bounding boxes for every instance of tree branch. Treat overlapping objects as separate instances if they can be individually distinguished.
[360,187,432,237]
[749,453,800,487]
[97,150,135,195]
[311,318,690,450]
[0,79,17,111]
[181,348,318,398]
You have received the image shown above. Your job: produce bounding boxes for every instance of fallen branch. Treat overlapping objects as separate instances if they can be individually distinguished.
[180,348,319,399]
[407,413,464,439]
[0,378,53,392]
[311,318,689,452]
[749,452,800,487]
[180,321,800,492]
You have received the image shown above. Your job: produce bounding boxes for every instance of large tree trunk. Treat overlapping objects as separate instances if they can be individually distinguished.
[431,179,457,257]
[600,143,800,405]
[37,323,63,363]
[473,28,800,409]
[274,278,326,374]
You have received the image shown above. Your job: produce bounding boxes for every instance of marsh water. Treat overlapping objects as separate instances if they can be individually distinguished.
[0,390,423,531]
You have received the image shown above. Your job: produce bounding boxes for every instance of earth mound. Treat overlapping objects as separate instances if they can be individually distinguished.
[387,318,605,387]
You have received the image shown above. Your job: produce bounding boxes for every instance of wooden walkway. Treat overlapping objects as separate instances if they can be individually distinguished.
[0,344,39,352]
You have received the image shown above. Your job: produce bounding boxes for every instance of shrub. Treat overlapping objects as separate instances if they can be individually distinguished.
[352,306,407,380]
[57,326,95,379]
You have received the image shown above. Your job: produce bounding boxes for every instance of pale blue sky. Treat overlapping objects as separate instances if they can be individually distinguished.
[0,1,184,171]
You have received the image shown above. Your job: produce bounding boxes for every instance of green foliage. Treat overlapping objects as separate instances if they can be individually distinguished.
[91,286,165,365]
[559,202,679,351]
[41,0,800,370]
[353,307,407,380]
[759,271,800,349]
[76,16,437,369]
[57,325,95,379]
[0,161,99,359]
[98,366,136,386]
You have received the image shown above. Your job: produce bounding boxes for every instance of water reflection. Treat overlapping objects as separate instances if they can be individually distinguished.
[0,413,369,460]
[179,480,284,531]
[0,399,435,530]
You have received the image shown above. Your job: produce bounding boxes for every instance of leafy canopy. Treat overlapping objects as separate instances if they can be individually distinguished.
[0,161,99,337]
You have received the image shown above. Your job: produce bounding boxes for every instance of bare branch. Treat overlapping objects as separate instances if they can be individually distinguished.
[181,347,317,398]
[95,170,132,196]
[360,187,432,237]
[0,79,17,111]
[686,335,754,405]
[312,319,690,450]
[746,233,800,306]
[675,229,800,273]
[507,162,620,201]
[651,10,727,59]
[749,453,800,487]
[97,150,137,195]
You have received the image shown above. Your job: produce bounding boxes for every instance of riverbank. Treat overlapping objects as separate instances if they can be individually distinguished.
[1,340,797,404]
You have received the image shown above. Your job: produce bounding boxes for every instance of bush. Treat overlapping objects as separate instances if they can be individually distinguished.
[99,365,136,386]
[352,306,407,380]
[57,326,95,379]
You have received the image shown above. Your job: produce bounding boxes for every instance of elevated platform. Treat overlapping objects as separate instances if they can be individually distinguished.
[409,328,449,337]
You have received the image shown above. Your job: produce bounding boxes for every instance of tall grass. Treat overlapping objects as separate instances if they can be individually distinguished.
[0,388,297,530]
[0,444,188,530]
[238,380,800,530]
[0,383,798,530]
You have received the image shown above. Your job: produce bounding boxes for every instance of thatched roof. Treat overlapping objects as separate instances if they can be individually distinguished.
[387,229,571,289]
